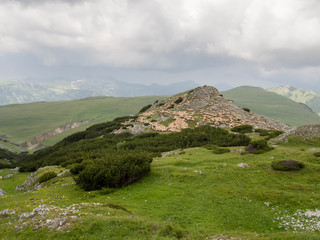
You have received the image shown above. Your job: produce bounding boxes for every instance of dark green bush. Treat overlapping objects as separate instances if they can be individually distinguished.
[272,160,304,171]
[314,152,320,158]
[18,122,251,190]
[167,104,175,109]
[231,125,253,134]
[139,104,152,113]
[69,163,85,174]
[76,151,152,190]
[205,145,230,154]
[212,148,230,154]
[246,139,273,154]
[174,97,183,104]
[242,107,250,112]
[38,171,57,183]
[254,129,283,139]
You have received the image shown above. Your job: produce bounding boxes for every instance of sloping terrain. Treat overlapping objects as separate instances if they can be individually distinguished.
[0,95,166,150]
[119,86,289,134]
[271,124,320,144]
[223,86,320,127]
[268,85,320,116]
[1,137,320,239]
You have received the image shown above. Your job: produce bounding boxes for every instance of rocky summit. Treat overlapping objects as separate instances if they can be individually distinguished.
[116,86,290,134]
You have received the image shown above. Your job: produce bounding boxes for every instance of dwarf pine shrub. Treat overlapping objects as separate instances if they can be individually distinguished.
[38,171,57,183]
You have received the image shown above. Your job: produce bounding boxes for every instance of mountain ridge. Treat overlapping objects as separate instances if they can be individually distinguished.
[0,78,199,106]
[268,85,320,115]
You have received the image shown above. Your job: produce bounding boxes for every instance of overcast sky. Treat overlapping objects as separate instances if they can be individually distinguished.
[0,0,320,91]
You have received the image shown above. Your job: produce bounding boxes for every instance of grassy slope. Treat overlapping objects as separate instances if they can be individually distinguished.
[223,86,320,127]
[0,96,166,146]
[1,137,320,239]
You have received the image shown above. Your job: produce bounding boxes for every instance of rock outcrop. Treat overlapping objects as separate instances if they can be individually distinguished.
[116,86,290,134]
[270,124,320,144]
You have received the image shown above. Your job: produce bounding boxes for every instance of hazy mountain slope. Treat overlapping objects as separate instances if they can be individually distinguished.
[0,79,198,106]
[223,86,320,127]
[268,85,320,115]
[0,95,166,149]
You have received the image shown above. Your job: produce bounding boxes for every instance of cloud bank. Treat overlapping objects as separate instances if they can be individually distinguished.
[0,0,319,89]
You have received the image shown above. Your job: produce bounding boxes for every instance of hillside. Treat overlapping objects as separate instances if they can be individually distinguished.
[268,85,320,115]
[223,86,320,127]
[0,79,198,106]
[1,134,320,239]
[2,86,320,238]
[0,95,166,150]
[120,86,289,134]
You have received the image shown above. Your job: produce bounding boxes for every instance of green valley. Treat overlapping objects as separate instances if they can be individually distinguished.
[0,95,166,150]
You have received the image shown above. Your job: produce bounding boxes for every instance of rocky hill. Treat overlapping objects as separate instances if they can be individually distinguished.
[268,85,320,116]
[117,86,289,134]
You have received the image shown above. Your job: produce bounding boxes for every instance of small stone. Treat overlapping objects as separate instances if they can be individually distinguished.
[4,174,13,179]
[0,209,10,217]
[237,163,249,168]
[0,189,6,197]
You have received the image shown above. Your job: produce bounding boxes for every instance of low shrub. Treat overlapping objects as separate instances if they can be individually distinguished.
[246,139,274,154]
[69,163,85,174]
[139,104,152,113]
[314,152,320,158]
[272,160,304,171]
[205,145,230,154]
[231,125,253,134]
[174,97,183,104]
[254,129,283,139]
[76,151,152,190]
[242,107,250,112]
[212,148,230,154]
[38,171,57,183]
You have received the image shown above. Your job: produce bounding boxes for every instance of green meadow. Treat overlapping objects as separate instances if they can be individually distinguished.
[0,96,166,147]
[1,135,320,239]
[223,86,320,127]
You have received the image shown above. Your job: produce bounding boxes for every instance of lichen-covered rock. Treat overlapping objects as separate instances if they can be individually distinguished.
[16,166,60,191]
[0,189,6,197]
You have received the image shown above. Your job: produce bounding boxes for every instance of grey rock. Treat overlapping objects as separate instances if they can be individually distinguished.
[0,189,6,197]
[4,174,13,179]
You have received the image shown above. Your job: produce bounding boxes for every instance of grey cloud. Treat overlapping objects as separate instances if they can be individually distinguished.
[0,0,319,90]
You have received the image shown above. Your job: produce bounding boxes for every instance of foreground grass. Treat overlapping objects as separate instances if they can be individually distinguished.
[1,140,320,239]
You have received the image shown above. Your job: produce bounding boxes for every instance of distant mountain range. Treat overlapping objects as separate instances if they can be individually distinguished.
[268,85,320,116]
[223,86,320,127]
[0,78,199,106]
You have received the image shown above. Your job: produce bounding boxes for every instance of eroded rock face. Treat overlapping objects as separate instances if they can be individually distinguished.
[118,86,290,134]
[21,119,95,150]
